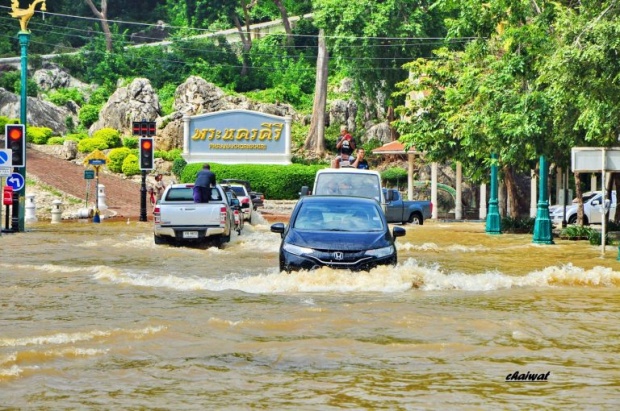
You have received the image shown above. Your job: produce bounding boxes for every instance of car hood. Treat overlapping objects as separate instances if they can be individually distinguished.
[287,229,391,250]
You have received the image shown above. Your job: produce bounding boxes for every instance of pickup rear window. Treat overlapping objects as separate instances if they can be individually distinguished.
[165,187,223,202]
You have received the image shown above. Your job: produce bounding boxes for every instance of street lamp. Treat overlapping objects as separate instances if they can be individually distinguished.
[9,0,47,232]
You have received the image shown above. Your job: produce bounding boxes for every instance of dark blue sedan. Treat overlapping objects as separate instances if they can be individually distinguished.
[270,196,406,272]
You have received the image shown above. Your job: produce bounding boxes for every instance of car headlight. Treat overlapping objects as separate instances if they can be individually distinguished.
[365,245,394,258]
[283,243,314,256]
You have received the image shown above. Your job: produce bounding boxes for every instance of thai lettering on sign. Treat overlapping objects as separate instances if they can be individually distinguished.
[191,122,283,143]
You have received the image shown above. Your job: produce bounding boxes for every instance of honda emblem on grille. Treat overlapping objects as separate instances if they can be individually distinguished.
[333,252,344,261]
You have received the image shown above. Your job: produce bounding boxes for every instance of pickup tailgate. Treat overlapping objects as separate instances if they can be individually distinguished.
[158,202,222,226]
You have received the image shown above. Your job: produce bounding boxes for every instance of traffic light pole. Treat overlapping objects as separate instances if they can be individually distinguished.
[140,170,147,222]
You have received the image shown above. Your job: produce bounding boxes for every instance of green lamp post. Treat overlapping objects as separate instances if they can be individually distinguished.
[9,0,47,232]
[533,155,554,244]
[485,153,501,234]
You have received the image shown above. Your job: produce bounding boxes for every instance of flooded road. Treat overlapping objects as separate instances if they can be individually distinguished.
[1,215,619,409]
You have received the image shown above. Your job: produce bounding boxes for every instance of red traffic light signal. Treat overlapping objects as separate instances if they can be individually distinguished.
[139,138,154,170]
[5,124,25,167]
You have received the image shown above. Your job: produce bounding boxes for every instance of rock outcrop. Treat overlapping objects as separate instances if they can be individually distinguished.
[89,78,161,135]
[0,88,73,135]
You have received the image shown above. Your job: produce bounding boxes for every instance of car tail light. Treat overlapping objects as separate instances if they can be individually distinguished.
[220,206,227,226]
[234,210,240,224]
[153,206,161,223]
[241,197,250,204]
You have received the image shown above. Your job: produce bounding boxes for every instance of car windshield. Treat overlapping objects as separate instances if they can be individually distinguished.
[293,202,384,232]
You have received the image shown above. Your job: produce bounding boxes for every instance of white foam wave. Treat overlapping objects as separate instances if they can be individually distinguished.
[93,258,620,293]
[0,326,166,348]
[0,263,105,274]
[0,365,23,378]
[397,241,490,253]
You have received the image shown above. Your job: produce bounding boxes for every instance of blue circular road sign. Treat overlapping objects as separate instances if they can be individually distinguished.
[7,172,24,191]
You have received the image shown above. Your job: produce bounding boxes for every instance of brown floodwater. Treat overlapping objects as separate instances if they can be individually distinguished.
[1,214,618,409]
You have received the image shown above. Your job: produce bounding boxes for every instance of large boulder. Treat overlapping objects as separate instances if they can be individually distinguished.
[0,88,73,135]
[89,78,161,135]
[32,64,92,93]
[362,122,393,145]
[329,99,357,132]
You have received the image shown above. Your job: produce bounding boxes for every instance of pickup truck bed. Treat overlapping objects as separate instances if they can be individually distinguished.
[153,184,233,246]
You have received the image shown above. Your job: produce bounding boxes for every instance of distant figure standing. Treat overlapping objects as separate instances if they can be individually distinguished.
[154,174,166,201]
[194,164,216,203]
[332,126,356,168]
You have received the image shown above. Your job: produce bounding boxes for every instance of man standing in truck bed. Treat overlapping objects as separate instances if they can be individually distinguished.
[194,163,216,203]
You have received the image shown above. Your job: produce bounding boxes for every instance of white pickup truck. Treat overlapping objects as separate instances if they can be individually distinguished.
[301,168,387,210]
[548,190,617,225]
[153,184,234,246]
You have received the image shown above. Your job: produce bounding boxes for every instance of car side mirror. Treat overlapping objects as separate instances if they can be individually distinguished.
[385,189,394,202]
[392,226,406,238]
[271,223,285,234]
[300,186,310,197]
[231,198,240,207]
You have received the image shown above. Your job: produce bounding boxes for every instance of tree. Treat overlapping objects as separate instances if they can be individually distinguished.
[84,0,113,52]
[304,29,328,154]
[312,0,447,120]
[394,1,556,217]
[272,0,293,47]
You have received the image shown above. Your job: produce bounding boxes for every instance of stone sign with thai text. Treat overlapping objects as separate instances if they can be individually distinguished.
[182,109,292,165]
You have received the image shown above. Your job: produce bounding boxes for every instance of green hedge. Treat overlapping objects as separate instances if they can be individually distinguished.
[27,126,54,144]
[107,147,133,173]
[122,154,141,176]
[92,128,122,148]
[180,163,326,200]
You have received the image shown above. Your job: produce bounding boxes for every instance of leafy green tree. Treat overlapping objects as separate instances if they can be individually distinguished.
[312,0,448,114]
[395,0,556,216]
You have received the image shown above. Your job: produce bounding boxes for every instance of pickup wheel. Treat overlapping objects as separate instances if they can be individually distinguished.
[154,234,167,245]
[408,212,423,225]
[217,233,231,247]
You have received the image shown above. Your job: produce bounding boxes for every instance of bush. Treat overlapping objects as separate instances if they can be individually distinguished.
[47,137,65,145]
[92,128,122,148]
[171,157,187,179]
[65,133,88,141]
[26,126,54,144]
[382,167,408,187]
[155,148,182,161]
[123,136,138,149]
[560,225,595,240]
[180,162,325,199]
[107,147,133,173]
[0,116,18,130]
[78,104,100,128]
[77,137,108,153]
[46,87,85,106]
[121,153,141,176]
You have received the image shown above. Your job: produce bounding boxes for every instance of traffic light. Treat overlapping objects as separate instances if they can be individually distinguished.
[5,124,25,167]
[139,137,154,170]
